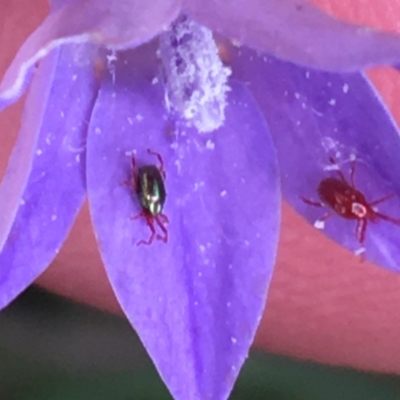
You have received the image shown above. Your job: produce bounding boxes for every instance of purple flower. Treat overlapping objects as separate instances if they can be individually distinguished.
[2,0,400,398]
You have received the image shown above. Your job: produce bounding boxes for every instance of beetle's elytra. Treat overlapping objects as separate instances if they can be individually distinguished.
[129,148,169,246]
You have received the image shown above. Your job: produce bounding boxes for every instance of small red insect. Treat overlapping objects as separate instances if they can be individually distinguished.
[301,156,400,244]
[129,148,169,246]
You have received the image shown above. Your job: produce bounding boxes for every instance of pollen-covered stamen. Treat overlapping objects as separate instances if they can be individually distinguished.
[352,202,367,218]
[159,15,231,133]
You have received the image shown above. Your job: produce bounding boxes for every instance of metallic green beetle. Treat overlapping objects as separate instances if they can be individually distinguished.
[130,149,168,246]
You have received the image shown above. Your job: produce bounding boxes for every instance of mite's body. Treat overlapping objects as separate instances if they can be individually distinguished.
[317,177,373,221]
[302,157,400,244]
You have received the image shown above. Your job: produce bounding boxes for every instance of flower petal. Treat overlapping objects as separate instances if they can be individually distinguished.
[0,0,181,111]
[184,0,400,72]
[230,44,400,271]
[0,44,98,308]
[87,44,280,399]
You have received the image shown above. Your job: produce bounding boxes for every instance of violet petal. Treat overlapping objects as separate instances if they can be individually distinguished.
[48,0,69,10]
[87,44,280,399]
[184,0,400,71]
[231,44,400,272]
[0,44,98,308]
[0,0,181,111]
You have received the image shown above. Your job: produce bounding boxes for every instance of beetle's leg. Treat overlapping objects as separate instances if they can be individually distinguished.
[131,210,145,220]
[137,215,157,246]
[122,177,139,191]
[300,196,324,207]
[155,215,169,243]
[121,155,139,189]
[148,148,166,179]
[131,155,139,191]
[158,213,169,224]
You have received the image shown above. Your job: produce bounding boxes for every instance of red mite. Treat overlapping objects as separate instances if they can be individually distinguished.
[129,149,168,246]
[301,156,400,244]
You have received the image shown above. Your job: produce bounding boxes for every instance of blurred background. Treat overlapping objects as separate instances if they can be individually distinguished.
[1,287,400,400]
